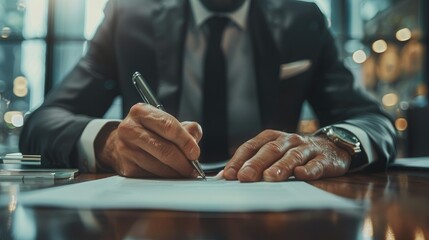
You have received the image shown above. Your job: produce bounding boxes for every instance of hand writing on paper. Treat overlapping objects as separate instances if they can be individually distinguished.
[95,103,202,178]
[223,130,352,182]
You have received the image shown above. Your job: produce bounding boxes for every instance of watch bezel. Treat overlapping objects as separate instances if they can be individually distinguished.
[319,126,362,155]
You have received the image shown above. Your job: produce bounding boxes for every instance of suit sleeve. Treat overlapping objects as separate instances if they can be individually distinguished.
[19,0,120,168]
[307,4,397,170]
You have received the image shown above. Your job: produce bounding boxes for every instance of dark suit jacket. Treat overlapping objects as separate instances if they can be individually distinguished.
[19,0,397,169]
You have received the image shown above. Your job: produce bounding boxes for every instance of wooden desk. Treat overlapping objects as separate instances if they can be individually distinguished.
[1,170,428,240]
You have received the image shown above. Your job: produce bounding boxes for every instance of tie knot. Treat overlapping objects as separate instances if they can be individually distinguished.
[205,16,229,39]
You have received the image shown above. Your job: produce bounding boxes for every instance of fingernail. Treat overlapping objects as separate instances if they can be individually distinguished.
[224,168,237,179]
[263,167,283,181]
[276,167,283,176]
[240,166,257,180]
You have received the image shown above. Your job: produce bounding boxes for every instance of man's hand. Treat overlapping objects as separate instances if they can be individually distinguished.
[223,130,352,182]
[95,103,202,178]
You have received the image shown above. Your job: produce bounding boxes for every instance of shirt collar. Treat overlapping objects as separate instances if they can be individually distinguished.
[190,0,250,30]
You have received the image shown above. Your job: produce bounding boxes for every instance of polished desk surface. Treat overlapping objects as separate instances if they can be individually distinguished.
[1,169,428,240]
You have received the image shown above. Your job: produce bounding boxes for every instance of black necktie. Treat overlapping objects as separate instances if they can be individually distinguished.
[201,16,229,163]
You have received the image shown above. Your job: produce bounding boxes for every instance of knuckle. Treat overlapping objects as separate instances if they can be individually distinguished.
[261,129,273,136]
[288,133,304,144]
[260,129,283,138]
[240,140,259,153]
[160,117,176,136]
[265,141,284,156]
[129,103,145,116]
[288,148,305,163]
[129,104,140,114]
[245,160,265,172]
[147,136,161,149]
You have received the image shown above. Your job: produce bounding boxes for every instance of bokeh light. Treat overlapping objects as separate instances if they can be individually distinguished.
[11,113,24,127]
[4,111,23,128]
[352,50,367,64]
[1,27,11,38]
[13,76,28,97]
[382,93,399,107]
[396,28,411,42]
[372,40,388,53]
[395,118,408,131]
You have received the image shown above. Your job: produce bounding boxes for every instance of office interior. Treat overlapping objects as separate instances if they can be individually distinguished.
[0,0,428,158]
[0,0,429,239]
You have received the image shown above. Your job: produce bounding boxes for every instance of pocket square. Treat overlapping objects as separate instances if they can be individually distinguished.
[280,60,312,80]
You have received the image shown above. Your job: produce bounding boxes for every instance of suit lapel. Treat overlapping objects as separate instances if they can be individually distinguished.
[249,1,282,130]
[152,0,189,117]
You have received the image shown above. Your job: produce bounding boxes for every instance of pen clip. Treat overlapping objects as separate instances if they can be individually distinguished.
[132,72,165,110]
[132,77,150,104]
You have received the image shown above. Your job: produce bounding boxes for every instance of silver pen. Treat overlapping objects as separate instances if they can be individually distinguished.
[132,72,207,180]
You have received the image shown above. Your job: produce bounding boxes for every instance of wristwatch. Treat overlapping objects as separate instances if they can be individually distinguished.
[316,126,362,156]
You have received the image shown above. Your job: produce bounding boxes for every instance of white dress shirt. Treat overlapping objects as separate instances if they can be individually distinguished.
[176,0,261,154]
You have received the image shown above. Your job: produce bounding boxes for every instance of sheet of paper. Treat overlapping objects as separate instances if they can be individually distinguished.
[16,176,360,212]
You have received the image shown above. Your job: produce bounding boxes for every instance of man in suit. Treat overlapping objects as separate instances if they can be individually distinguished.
[19,0,396,181]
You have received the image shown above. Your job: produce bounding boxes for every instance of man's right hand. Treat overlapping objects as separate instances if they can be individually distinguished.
[94,103,202,178]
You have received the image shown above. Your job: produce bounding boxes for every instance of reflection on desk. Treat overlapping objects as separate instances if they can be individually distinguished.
[1,171,428,240]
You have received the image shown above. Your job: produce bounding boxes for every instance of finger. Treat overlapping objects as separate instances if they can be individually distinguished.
[223,130,283,180]
[134,126,196,177]
[181,121,203,162]
[236,134,291,182]
[110,141,185,178]
[116,160,158,178]
[181,121,203,143]
[293,156,325,180]
[130,104,200,161]
[294,150,349,180]
[132,149,197,179]
[262,144,317,182]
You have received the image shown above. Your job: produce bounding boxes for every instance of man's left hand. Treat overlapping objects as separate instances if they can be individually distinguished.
[223,130,352,182]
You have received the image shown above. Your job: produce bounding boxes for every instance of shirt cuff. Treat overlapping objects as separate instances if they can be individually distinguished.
[77,119,121,172]
[333,123,377,171]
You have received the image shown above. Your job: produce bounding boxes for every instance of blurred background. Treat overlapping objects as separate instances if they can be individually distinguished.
[0,0,427,158]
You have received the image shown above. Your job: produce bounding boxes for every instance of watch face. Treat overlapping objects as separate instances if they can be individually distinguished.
[321,127,362,155]
[333,127,359,144]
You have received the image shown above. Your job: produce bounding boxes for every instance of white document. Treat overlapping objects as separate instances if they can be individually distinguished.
[17,176,360,212]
